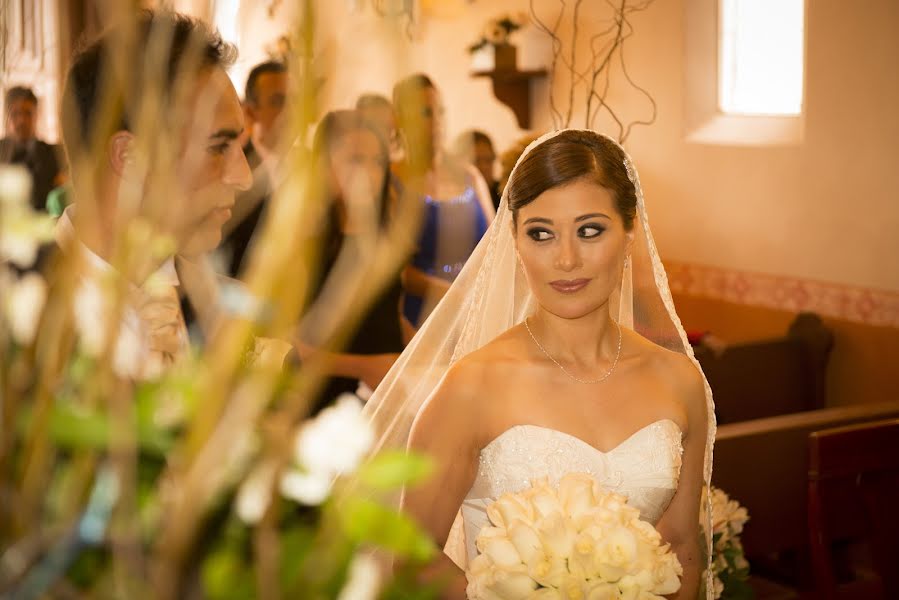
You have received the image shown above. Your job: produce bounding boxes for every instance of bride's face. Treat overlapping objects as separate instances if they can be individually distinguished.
[514,178,633,320]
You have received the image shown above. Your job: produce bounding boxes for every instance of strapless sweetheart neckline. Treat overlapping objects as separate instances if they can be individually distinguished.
[482,418,683,457]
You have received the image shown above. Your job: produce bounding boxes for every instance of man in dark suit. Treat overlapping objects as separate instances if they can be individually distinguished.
[221,61,288,277]
[1,86,64,212]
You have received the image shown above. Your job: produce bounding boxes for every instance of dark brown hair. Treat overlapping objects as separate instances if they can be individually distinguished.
[62,10,236,151]
[506,130,637,230]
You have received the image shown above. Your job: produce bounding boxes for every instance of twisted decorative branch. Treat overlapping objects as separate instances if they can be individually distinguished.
[531,0,657,142]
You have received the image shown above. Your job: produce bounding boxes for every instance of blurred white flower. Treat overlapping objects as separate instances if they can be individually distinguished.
[0,165,31,208]
[337,553,382,600]
[275,394,374,507]
[294,393,374,477]
[235,462,275,525]
[73,278,108,355]
[4,271,47,345]
[279,469,332,505]
[0,166,55,268]
[72,277,150,379]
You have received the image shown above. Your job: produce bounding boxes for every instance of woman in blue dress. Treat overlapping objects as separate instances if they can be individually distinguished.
[392,74,495,326]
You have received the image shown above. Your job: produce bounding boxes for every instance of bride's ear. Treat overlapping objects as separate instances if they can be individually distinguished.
[624,228,635,256]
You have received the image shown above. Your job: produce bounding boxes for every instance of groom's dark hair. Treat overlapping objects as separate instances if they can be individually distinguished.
[61,10,236,155]
[506,130,637,231]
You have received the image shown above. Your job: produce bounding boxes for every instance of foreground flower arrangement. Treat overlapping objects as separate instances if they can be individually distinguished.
[0,148,435,598]
[466,473,682,599]
[704,487,751,599]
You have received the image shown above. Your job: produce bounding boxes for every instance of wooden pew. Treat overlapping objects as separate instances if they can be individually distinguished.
[712,401,899,591]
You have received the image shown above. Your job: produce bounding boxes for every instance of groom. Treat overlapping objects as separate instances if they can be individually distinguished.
[57,10,252,378]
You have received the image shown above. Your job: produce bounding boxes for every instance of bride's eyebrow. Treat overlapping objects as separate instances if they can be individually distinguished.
[523,217,553,226]
[575,213,611,222]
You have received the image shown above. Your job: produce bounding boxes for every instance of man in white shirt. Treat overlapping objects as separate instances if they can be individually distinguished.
[57,10,252,378]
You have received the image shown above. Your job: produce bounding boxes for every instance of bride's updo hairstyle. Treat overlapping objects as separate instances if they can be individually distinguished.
[507,130,637,231]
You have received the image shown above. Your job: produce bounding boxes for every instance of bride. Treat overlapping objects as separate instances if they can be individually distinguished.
[363,130,716,599]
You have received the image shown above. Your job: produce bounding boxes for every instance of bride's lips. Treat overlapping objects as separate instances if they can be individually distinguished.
[550,278,591,293]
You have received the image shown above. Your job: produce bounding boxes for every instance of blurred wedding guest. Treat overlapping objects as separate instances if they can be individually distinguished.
[453,129,501,211]
[297,110,408,412]
[1,86,64,212]
[57,10,251,378]
[355,93,398,159]
[392,74,494,326]
[221,60,288,277]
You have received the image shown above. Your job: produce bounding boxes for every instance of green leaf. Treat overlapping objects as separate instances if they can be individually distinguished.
[339,498,436,563]
[356,451,433,492]
[17,402,174,457]
[202,546,256,600]
[278,526,316,591]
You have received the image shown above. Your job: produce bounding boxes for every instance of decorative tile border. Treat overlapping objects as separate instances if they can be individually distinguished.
[664,261,899,328]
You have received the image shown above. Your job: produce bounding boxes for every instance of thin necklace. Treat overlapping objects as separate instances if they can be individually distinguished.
[524,317,623,385]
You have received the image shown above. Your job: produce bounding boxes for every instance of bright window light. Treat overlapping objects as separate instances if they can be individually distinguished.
[719,0,804,116]
[213,0,241,47]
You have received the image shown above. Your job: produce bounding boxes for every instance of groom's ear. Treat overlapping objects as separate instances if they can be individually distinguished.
[108,131,136,178]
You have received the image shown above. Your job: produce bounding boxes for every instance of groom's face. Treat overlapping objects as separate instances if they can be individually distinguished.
[514,179,633,320]
[160,67,253,257]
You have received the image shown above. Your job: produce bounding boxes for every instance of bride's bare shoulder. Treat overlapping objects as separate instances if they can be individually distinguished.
[625,328,707,425]
[436,326,529,395]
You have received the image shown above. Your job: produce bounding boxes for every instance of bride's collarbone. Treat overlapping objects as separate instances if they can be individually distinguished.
[476,367,686,455]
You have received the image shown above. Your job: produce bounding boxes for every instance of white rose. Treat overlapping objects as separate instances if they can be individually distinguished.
[530,589,564,600]
[294,394,373,477]
[5,271,46,344]
[487,492,535,529]
[478,528,523,569]
[558,473,596,520]
[526,479,565,519]
[595,526,638,581]
[486,566,538,598]
[506,519,544,568]
[535,512,576,561]
[584,580,620,600]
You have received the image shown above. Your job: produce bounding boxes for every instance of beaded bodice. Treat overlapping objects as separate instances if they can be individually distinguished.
[459,419,684,563]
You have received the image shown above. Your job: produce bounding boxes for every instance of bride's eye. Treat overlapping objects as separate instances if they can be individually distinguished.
[526,228,554,242]
[579,224,605,239]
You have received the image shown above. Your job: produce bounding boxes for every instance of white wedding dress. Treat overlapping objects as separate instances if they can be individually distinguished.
[459,419,683,564]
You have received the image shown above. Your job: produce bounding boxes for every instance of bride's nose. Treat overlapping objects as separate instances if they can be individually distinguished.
[554,235,581,272]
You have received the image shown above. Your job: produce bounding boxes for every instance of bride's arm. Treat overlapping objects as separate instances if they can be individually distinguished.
[655,358,709,599]
[404,363,484,598]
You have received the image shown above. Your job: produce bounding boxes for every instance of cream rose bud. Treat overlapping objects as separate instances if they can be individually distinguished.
[294,394,373,476]
[530,589,564,600]
[584,580,620,600]
[478,530,523,569]
[535,512,576,559]
[527,483,565,518]
[488,567,538,597]
[5,271,47,345]
[558,473,596,518]
[506,520,543,567]
[487,492,534,529]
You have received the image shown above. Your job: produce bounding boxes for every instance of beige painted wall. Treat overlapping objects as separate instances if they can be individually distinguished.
[229,0,899,293]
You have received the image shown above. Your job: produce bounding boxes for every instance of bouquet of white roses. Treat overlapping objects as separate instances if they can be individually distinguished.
[703,487,751,599]
[466,473,682,599]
